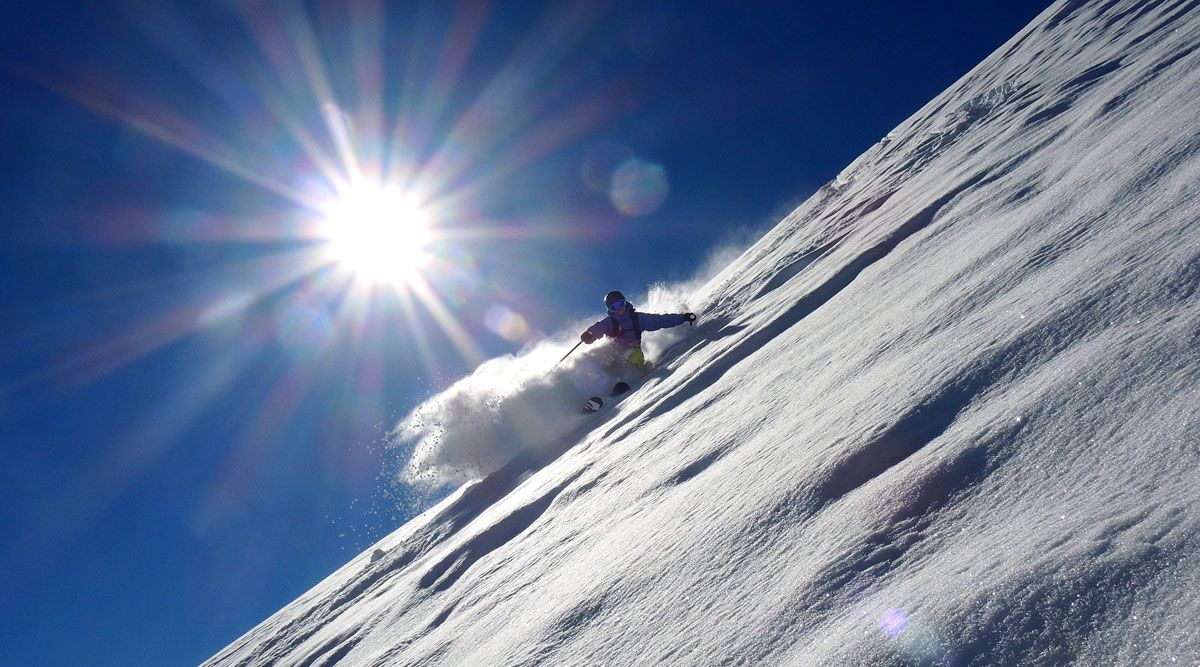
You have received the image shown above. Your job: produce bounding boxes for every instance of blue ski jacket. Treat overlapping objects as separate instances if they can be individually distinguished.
[584,305,689,348]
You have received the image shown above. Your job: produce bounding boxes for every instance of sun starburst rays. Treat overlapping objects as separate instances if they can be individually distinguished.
[12,1,633,555]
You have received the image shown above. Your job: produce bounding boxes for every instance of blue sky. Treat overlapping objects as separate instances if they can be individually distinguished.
[0,1,1050,664]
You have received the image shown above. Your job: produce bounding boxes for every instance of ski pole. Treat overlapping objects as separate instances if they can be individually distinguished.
[553,340,583,368]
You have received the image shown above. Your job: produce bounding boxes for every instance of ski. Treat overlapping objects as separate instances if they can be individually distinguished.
[582,381,633,413]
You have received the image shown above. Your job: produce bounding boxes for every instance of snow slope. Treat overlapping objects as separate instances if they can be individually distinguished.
[208,1,1200,664]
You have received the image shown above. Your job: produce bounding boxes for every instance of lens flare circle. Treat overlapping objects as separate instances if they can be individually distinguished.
[880,608,909,638]
[321,183,432,286]
[609,157,669,217]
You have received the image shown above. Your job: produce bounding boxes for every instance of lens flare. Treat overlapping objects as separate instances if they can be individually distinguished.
[610,157,669,217]
[483,305,530,343]
[880,608,909,638]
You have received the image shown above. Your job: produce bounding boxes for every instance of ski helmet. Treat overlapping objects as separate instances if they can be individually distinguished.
[604,290,627,310]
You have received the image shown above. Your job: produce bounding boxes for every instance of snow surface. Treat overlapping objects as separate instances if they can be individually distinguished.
[208,1,1200,664]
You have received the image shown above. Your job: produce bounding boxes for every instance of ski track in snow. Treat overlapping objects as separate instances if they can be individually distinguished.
[208,1,1200,665]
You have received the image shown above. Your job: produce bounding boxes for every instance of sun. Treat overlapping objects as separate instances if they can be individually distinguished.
[320,183,433,286]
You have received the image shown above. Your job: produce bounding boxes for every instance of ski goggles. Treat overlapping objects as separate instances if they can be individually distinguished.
[607,298,627,312]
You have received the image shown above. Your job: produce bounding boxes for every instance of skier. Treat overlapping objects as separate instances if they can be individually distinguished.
[580,290,696,375]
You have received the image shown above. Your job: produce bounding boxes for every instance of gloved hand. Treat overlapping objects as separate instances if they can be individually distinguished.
[683,313,697,323]
[581,331,596,344]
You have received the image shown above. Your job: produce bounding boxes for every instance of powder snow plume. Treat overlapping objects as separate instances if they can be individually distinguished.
[390,239,754,493]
